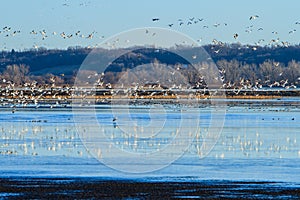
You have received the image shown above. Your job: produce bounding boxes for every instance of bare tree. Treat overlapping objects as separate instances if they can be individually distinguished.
[259,60,283,84]
[283,60,300,85]
[217,60,241,84]
[2,64,30,86]
[240,63,258,84]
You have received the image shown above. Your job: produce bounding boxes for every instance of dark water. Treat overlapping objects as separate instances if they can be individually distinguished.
[0,178,299,199]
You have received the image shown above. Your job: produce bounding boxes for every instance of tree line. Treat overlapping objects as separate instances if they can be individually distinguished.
[0,45,299,88]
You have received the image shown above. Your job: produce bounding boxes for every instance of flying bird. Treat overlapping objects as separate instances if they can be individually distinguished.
[214,49,220,54]
[30,30,37,34]
[87,32,95,39]
[233,33,239,39]
[289,29,296,34]
[213,23,220,27]
[152,18,159,21]
[60,32,67,39]
[249,15,259,20]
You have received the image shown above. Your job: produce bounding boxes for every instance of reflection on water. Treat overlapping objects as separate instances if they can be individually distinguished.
[0,98,299,183]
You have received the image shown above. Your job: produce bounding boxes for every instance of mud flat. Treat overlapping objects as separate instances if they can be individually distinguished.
[0,178,299,199]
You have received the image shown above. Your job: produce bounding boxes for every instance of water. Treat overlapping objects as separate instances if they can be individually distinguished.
[0,98,300,198]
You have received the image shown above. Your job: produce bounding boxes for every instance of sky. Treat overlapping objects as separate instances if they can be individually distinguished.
[0,0,300,50]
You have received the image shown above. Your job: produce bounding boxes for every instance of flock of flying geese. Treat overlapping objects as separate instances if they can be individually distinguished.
[0,14,299,50]
[152,15,300,47]
[0,14,299,107]
[0,27,100,48]
[29,29,99,40]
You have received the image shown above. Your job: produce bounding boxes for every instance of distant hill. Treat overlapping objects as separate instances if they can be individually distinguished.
[0,44,300,87]
[0,47,91,76]
[1,44,300,76]
[204,44,300,65]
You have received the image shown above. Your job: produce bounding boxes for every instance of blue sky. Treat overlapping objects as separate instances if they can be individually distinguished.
[1,0,300,50]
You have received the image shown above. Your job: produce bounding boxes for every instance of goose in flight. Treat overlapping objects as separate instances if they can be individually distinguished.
[87,32,94,39]
[214,49,220,54]
[30,30,38,34]
[233,33,238,39]
[213,23,220,27]
[3,26,11,31]
[60,32,67,39]
[288,29,296,34]
[152,18,159,21]
[249,15,259,20]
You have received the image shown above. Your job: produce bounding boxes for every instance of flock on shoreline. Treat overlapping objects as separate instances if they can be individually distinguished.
[0,74,299,112]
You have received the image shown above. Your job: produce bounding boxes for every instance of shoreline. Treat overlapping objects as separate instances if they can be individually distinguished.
[0,95,299,106]
[1,88,300,108]
[0,94,296,100]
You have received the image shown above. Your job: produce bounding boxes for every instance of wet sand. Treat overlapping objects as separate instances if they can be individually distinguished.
[0,178,299,199]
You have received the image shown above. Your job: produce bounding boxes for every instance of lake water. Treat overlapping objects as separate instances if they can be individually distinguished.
[0,98,300,198]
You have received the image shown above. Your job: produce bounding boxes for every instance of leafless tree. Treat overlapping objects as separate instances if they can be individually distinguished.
[2,64,30,86]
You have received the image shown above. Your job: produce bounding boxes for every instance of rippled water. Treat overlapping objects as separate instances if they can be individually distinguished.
[0,98,300,198]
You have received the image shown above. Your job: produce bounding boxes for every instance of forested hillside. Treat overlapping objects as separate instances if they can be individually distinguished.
[0,44,300,87]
